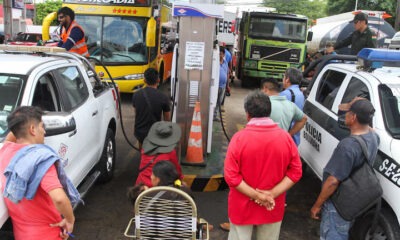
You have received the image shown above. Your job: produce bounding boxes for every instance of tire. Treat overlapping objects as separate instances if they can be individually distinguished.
[97,128,116,183]
[350,207,400,240]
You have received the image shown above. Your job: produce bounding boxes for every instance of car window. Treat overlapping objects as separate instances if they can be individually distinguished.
[55,66,89,111]
[0,75,24,141]
[341,77,370,104]
[379,84,400,138]
[316,69,346,110]
[32,73,61,112]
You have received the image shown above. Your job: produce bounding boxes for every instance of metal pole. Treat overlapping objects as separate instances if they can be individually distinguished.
[355,0,358,11]
[3,0,13,42]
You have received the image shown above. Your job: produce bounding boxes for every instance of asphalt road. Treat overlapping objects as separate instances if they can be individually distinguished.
[72,82,321,240]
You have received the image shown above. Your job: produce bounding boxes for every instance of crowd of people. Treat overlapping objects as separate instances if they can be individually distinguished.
[0,11,379,240]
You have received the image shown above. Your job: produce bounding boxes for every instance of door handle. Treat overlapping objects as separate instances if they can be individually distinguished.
[92,110,98,116]
[68,129,77,137]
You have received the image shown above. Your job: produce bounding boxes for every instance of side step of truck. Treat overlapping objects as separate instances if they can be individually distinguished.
[74,170,101,209]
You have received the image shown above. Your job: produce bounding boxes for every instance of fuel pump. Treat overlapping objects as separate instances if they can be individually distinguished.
[170,2,224,164]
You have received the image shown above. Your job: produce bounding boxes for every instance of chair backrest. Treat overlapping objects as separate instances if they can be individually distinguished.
[134,186,197,240]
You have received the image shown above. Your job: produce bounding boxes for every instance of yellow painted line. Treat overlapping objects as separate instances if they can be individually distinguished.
[204,174,224,192]
[183,174,196,187]
[236,124,245,130]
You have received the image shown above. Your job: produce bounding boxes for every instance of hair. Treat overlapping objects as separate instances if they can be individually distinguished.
[261,78,281,92]
[284,67,303,85]
[244,90,271,118]
[325,42,334,48]
[57,7,75,21]
[152,160,180,187]
[219,46,225,54]
[144,68,159,85]
[7,106,43,139]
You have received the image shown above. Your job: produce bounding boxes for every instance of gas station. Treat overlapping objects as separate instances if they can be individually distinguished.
[170,1,229,191]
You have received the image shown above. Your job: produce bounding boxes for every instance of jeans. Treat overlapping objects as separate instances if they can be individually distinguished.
[320,200,351,240]
[214,87,225,118]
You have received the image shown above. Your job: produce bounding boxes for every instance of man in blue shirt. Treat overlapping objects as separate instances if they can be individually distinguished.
[280,67,305,145]
[214,46,228,121]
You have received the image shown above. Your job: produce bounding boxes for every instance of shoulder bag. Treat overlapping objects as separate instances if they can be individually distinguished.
[331,135,382,221]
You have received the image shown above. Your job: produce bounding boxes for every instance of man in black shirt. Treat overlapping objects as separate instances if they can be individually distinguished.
[334,12,375,55]
[132,68,171,149]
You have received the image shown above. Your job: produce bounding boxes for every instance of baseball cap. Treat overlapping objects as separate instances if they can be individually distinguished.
[349,99,375,124]
[350,13,368,24]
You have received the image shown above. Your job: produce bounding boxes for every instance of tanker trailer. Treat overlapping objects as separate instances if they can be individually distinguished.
[307,10,395,55]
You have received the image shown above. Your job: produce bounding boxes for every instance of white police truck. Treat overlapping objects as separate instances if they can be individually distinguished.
[0,45,119,238]
[300,48,400,239]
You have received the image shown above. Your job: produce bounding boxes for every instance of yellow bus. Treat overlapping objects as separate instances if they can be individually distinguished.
[157,6,176,84]
[44,0,167,93]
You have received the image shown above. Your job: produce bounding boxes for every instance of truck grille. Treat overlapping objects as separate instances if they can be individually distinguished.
[250,45,301,63]
[259,62,289,73]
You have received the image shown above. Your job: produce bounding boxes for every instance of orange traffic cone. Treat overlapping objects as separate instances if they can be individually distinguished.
[183,101,206,166]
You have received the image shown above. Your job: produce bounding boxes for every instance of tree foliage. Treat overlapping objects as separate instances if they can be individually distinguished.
[262,0,328,21]
[34,0,62,25]
[326,0,396,26]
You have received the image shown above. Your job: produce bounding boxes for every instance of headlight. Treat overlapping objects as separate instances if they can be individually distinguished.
[124,74,144,80]
[244,60,257,69]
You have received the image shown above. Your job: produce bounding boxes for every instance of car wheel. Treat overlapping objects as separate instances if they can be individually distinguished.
[350,207,400,240]
[97,128,116,183]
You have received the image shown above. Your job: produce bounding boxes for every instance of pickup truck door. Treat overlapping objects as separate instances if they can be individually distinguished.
[300,68,350,178]
[29,65,101,187]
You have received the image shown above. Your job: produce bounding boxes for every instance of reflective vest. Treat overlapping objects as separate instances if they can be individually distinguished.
[61,21,89,57]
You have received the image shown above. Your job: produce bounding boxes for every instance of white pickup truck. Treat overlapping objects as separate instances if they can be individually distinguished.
[0,46,119,237]
[300,49,400,239]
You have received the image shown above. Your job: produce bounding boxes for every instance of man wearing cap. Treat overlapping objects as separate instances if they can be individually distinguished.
[310,99,379,240]
[334,12,375,55]
[135,121,182,187]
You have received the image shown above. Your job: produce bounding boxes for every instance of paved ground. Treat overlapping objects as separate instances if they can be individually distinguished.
[70,81,321,239]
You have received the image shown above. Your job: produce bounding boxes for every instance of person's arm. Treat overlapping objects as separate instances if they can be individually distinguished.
[236,180,275,210]
[334,32,353,51]
[48,188,75,238]
[61,27,84,51]
[310,175,340,220]
[258,176,295,199]
[163,111,171,121]
[289,115,307,136]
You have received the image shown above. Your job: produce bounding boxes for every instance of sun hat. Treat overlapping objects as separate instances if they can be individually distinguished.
[142,121,181,155]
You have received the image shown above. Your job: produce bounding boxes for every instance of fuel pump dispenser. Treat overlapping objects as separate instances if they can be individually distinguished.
[171,2,224,166]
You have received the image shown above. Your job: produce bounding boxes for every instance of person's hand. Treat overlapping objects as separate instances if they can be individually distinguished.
[310,204,322,220]
[254,189,275,211]
[50,218,74,239]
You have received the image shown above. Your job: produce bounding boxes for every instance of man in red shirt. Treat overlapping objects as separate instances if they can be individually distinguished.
[0,106,75,240]
[224,90,302,239]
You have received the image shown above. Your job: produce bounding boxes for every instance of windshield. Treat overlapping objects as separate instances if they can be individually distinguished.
[77,15,148,65]
[379,84,400,139]
[0,75,24,142]
[249,17,307,43]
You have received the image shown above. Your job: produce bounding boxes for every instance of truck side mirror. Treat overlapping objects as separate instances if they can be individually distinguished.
[146,17,156,47]
[43,113,76,137]
[307,31,313,42]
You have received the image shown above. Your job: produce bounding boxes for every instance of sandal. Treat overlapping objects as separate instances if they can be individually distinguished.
[219,222,230,232]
